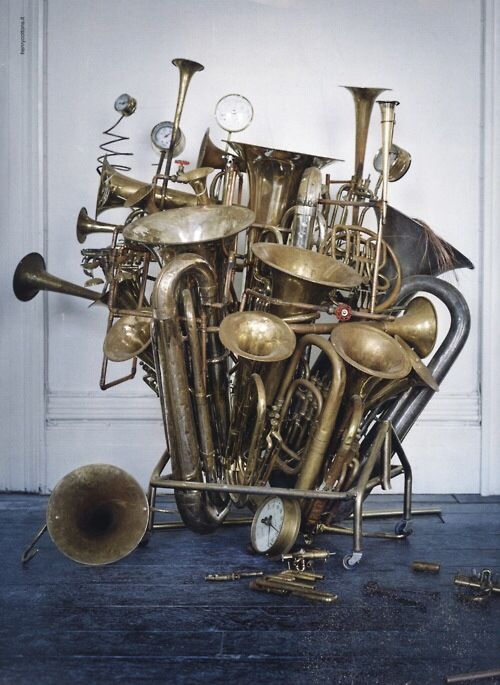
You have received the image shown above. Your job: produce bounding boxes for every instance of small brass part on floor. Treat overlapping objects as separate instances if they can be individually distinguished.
[411,560,441,573]
[205,571,264,581]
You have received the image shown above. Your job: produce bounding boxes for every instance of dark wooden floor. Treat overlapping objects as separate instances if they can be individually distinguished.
[0,493,499,685]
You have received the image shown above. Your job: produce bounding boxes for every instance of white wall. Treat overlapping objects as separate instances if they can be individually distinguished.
[1,0,498,493]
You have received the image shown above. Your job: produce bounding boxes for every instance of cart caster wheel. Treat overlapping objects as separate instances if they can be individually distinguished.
[139,532,151,547]
[395,519,413,536]
[343,552,362,569]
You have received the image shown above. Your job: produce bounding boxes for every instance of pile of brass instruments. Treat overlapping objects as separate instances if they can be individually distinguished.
[14,58,473,569]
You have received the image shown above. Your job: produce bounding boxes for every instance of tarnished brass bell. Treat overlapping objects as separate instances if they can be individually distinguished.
[13,252,103,303]
[103,314,151,362]
[376,296,438,358]
[330,322,412,379]
[123,205,255,246]
[47,464,149,566]
[76,207,118,244]
[252,243,363,290]
[227,141,340,225]
[394,335,439,391]
[219,311,296,362]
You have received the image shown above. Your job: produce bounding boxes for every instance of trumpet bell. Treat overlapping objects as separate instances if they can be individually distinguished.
[219,311,296,362]
[382,296,438,358]
[13,252,102,303]
[330,322,412,379]
[197,128,245,171]
[47,464,149,566]
[96,159,152,216]
[123,205,255,246]
[77,207,117,244]
[103,315,151,362]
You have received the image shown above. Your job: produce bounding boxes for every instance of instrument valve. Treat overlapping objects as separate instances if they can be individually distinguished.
[335,303,352,321]
[175,159,190,176]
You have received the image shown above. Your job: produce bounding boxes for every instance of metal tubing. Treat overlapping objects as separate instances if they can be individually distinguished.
[361,275,471,458]
[149,477,356,502]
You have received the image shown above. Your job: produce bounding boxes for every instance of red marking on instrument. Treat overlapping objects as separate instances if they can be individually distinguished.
[175,160,190,167]
[335,304,352,321]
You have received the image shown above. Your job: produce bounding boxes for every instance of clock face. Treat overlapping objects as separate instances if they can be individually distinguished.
[114,93,136,116]
[250,496,301,555]
[150,121,186,155]
[215,94,253,133]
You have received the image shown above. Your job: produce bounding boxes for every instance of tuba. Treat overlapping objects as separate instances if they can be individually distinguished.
[129,206,255,533]
[228,141,338,226]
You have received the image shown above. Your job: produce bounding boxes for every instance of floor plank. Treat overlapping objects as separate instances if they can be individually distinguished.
[1,493,499,685]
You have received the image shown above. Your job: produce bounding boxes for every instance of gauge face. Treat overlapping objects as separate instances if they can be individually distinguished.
[215,94,254,133]
[114,93,136,116]
[150,121,186,155]
[250,496,301,555]
[373,145,399,173]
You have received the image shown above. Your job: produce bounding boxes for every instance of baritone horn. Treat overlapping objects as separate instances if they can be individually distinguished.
[46,464,149,565]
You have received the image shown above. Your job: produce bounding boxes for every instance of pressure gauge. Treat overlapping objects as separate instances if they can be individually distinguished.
[150,121,186,156]
[373,144,411,182]
[114,93,137,117]
[250,496,301,555]
[215,94,254,133]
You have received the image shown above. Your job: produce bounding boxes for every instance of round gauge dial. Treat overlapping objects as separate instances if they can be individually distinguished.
[150,121,186,155]
[114,93,137,117]
[215,94,254,133]
[250,496,301,555]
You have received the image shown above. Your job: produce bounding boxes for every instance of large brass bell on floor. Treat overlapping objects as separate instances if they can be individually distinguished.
[47,464,149,565]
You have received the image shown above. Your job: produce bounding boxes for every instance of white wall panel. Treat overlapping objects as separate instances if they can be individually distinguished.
[2,0,497,493]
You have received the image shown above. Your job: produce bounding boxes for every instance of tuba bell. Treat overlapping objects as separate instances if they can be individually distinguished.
[227,141,338,226]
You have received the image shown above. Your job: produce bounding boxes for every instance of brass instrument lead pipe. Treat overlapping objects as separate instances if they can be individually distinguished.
[370,101,398,312]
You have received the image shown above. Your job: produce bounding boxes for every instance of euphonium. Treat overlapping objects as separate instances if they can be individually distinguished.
[263,334,346,492]
[123,205,255,301]
[219,311,296,503]
[46,464,149,565]
[77,206,119,244]
[13,252,103,302]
